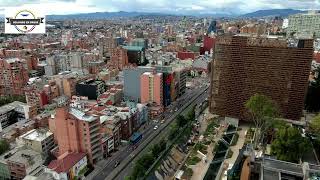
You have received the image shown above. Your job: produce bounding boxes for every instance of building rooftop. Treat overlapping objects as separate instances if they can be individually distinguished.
[5,58,24,64]
[0,101,28,115]
[7,148,43,174]
[79,79,104,86]
[20,129,53,142]
[47,152,86,173]
[123,46,144,51]
[69,108,97,122]
[52,95,69,102]
[0,104,15,115]
[261,158,320,180]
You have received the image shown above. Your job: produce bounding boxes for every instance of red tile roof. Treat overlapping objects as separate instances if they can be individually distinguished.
[48,152,86,173]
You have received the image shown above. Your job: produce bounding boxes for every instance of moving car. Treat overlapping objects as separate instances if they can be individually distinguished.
[154,125,159,130]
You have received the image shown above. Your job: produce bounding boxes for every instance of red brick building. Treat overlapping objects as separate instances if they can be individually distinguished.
[109,47,129,70]
[51,107,103,165]
[0,58,29,95]
[177,51,197,60]
[209,35,313,120]
[202,36,216,54]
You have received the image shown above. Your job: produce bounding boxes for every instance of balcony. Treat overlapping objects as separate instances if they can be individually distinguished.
[92,151,102,161]
[89,123,99,131]
[91,143,101,151]
[89,126,100,135]
[91,147,102,156]
[90,135,100,145]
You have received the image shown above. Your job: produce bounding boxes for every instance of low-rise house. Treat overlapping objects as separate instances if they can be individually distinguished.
[46,152,87,180]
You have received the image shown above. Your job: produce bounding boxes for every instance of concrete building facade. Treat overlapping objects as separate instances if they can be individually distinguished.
[7,149,43,180]
[123,67,154,102]
[140,72,163,106]
[17,129,55,154]
[287,11,320,38]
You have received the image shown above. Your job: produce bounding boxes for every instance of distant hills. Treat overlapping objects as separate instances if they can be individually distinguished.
[240,9,305,18]
[44,8,306,20]
[47,11,170,20]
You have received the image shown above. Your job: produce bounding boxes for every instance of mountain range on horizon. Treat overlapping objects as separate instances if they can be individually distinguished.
[0,8,306,20]
[240,8,305,18]
[45,8,305,20]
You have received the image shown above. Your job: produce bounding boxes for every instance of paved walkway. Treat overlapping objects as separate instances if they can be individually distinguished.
[220,125,249,180]
[190,110,224,180]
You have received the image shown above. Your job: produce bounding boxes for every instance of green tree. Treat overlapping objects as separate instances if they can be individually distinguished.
[159,138,167,151]
[176,115,186,127]
[168,123,179,141]
[271,126,311,163]
[150,144,161,157]
[0,139,10,155]
[0,95,26,106]
[187,107,195,121]
[137,153,154,168]
[131,153,155,179]
[131,163,145,179]
[245,93,279,146]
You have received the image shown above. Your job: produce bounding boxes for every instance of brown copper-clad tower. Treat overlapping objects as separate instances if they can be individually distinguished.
[209,34,313,120]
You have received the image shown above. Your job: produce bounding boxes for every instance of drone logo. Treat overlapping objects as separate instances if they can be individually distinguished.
[5,8,45,34]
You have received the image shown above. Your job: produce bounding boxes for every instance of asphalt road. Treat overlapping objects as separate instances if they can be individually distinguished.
[114,88,209,180]
[89,84,209,180]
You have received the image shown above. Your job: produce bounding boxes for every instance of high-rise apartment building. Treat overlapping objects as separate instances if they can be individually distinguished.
[75,79,106,100]
[287,11,320,38]
[140,72,163,106]
[110,47,129,70]
[166,25,174,36]
[207,20,217,34]
[123,46,146,65]
[131,38,148,49]
[209,35,313,120]
[45,54,71,76]
[0,58,29,96]
[123,67,154,102]
[52,107,103,165]
[25,78,51,115]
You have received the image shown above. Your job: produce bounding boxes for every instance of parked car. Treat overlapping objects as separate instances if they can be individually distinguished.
[154,125,159,130]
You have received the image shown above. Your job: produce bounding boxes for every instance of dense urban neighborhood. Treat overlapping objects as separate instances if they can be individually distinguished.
[0,1,320,180]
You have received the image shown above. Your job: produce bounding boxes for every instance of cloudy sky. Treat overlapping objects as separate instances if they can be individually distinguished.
[0,0,319,15]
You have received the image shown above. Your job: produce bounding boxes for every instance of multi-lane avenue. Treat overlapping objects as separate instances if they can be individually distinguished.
[87,83,209,180]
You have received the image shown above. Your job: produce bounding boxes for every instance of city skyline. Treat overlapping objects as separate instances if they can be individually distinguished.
[0,0,319,15]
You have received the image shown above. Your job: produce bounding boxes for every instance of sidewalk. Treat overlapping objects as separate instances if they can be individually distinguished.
[220,125,248,180]
[186,109,224,180]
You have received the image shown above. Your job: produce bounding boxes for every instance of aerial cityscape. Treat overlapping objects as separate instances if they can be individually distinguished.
[0,0,320,180]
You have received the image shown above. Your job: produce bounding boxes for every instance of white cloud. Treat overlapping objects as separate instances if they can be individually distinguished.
[0,0,319,15]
